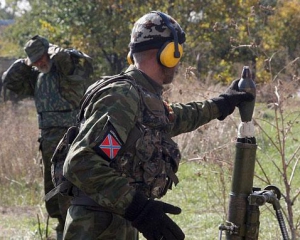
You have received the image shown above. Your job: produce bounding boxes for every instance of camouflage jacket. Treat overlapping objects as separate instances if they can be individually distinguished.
[63,65,221,215]
[2,45,94,129]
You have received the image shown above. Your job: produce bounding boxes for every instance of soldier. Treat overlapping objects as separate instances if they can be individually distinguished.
[62,11,253,240]
[2,35,94,239]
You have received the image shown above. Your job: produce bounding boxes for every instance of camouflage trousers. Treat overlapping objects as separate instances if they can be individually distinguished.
[63,205,138,240]
[40,127,71,230]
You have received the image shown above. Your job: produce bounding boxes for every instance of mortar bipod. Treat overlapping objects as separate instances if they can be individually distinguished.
[218,185,290,240]
[248,185,289,240]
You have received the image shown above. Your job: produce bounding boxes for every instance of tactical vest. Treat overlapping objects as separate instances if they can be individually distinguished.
[46,73,181,202]
[35,69,79,129]
[110,78,181,199]
[35,46,94,129]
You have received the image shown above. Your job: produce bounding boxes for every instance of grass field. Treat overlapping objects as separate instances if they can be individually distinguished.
[1,73,300,239]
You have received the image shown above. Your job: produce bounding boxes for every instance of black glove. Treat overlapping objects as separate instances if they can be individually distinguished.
[212,79,254,120]
[124,192,185,240]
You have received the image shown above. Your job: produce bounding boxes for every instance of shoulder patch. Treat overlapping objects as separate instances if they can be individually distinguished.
[93,122,123,161]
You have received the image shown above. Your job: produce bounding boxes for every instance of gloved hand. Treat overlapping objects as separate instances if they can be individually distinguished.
[212,79,254,120]
[124,192,185,240]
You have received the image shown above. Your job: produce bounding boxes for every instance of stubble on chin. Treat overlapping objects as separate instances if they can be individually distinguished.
[162,67,176,85]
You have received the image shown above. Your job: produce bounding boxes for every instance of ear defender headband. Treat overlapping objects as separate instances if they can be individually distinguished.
[127,11,184,68]
[154,11,183,68]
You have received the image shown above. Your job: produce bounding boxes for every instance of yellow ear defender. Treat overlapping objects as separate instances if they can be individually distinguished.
[127,51,134,65]
[158,41,183,68]
[155,11,183,68]
[127,43,183,67]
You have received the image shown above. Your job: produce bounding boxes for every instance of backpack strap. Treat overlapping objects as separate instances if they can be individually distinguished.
[77,73,136,123]
[44,181,73,201]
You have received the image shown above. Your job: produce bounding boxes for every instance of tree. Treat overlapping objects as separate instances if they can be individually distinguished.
[2,0,300,83]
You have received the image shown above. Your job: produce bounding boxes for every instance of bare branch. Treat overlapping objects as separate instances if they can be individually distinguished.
[273,57,300,82]
[253,118,281,154]
[289,153,300,185]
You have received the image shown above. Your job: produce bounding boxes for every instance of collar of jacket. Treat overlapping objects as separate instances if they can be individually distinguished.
[124,65,163,96]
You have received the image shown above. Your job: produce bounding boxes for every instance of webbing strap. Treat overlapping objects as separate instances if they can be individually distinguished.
[44,181,72,201]
[78,74,136,123]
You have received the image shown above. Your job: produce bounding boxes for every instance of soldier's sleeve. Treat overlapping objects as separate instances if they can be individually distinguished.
[52,46,95,106]
[2,59,38,97]
[49,46,75,76]
[169,99,221,137]
[63,80,139,215]
[52,46,93,83]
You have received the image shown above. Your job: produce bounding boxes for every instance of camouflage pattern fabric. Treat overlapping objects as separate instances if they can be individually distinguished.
[2,45,94,231]
[63,65,220,238]
[108,80,182,199]
[63,205,138,240]
[40,127,71,227]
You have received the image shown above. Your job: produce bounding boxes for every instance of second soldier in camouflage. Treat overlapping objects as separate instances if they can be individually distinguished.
[2,35,95,239]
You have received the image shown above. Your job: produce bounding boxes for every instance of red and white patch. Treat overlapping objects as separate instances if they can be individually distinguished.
[99,132,121,159]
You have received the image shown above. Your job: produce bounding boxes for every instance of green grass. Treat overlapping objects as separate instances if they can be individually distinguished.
[164,161,228,240]
[139,161,288,240]
[0,154,297,239]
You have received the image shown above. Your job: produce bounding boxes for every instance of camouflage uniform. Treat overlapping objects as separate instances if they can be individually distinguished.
[2,37,94,234]
[63,65,220,239]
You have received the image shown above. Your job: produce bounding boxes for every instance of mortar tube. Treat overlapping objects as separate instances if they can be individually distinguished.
[226,66,257,239]
[226,139,257,239]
